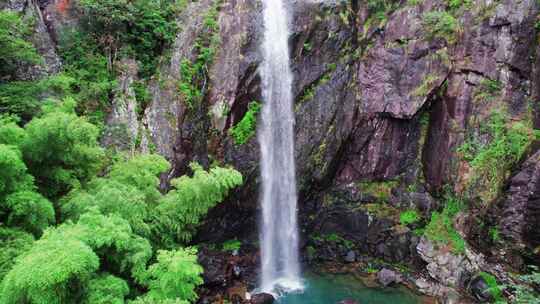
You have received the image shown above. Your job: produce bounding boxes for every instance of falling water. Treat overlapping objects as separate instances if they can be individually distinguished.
[258,0,302,293]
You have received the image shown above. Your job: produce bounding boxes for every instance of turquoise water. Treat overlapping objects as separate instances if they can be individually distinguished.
[277,273,421,304]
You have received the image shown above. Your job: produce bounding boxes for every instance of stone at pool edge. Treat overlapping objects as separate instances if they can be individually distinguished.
[250,293,275,304]
[377,268,403,287]
[337,300,359,304]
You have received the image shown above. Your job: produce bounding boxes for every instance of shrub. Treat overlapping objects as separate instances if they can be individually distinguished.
[152,163,243,246]
[222,239,242,252]
[459,111,537,203]
[0,144,34,200]
[423,11,460,44]
[5,190,55,237]
[143,248,203,302]
[400,210,420,226]
[21,100,104,198]
[506,266,540,303]
[0,232,100,304]
[229,101,261,145]
[77,0,180,77]
[83,274,130,304]
[479,272,503,302]
[424,196,466,254]
[0,11,41,78]
[0,228,34,282]
[0,74,76,122]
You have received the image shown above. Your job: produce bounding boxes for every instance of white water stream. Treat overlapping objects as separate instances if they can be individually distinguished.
[258,0,303,294]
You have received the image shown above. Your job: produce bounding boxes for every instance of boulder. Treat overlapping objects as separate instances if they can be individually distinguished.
[250,293,275,304]
[344,250,356,263]
[469,275,493,303]
[377,268,403,287]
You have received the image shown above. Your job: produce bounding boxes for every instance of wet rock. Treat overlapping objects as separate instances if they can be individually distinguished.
[337,300,359,304]
[250,293,274,304]
[377,268,403,287]
[416,238,475,288]
[469,275,492,303]
[500,150,540,253]
[344,250,356,263]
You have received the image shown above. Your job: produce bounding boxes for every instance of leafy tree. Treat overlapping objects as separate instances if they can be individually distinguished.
[142,248,203,303]
[0,116,26,147]
[5,191,55,236]
[423,11,460,44]
[0,209,153,303]
[57,29,115,124]
[21,100,104,198]
[152,163,243,246]
[72,209,153,283]
[0,228,34,282]
[0,144,34,201]
[0,232,100,304]
[61,180,150,237]
[61,154,170,237]
[0,11,41,78]
[83,274,130,304]
[0,74,76,121]
[107,154,170,205]
[77,0,180,77]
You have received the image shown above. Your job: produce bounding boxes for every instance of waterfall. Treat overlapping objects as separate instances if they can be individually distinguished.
[258,0,302,293]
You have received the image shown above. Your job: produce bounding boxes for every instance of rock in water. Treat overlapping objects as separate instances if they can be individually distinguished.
[377,268,403,287]
[337,300,359,304]
[250,293,275,304]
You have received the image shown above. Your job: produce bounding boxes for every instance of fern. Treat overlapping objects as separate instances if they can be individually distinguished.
[152,163,243,246]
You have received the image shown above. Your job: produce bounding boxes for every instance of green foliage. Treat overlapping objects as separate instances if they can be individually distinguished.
[446,0,472,11]
[423,11,460,44]
[0,116,26,146]
[479,272,503,302]
[0,74,76,122]
[61,154,170,237]
[133,80,152,116]
[400,210,420,226]
[222,239,242,252]
[5,191,55,236]
[0,228,34,282]
[74,210,153,282]
[83,274,130,304]
[458,111,537,202]
[143,248,203,302]
[489,227,500,243]
[77,0,180,77]
[474,78,502,103]
[0,11,41,78]
[412,74,439,97]
[357,180,398,202]
[107,154,170,204]
[230,101,261,145]
[152,163,243,246]
[424,196,466,254]
[506,266,540,304]
[367,0,399,22]
[21,101,104,198]
[177,2,220,110]
[0,144,34,200]
[311,233,354,250]
[57,29,115,124]
[61,180,150,237]
[0,230,100,304]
